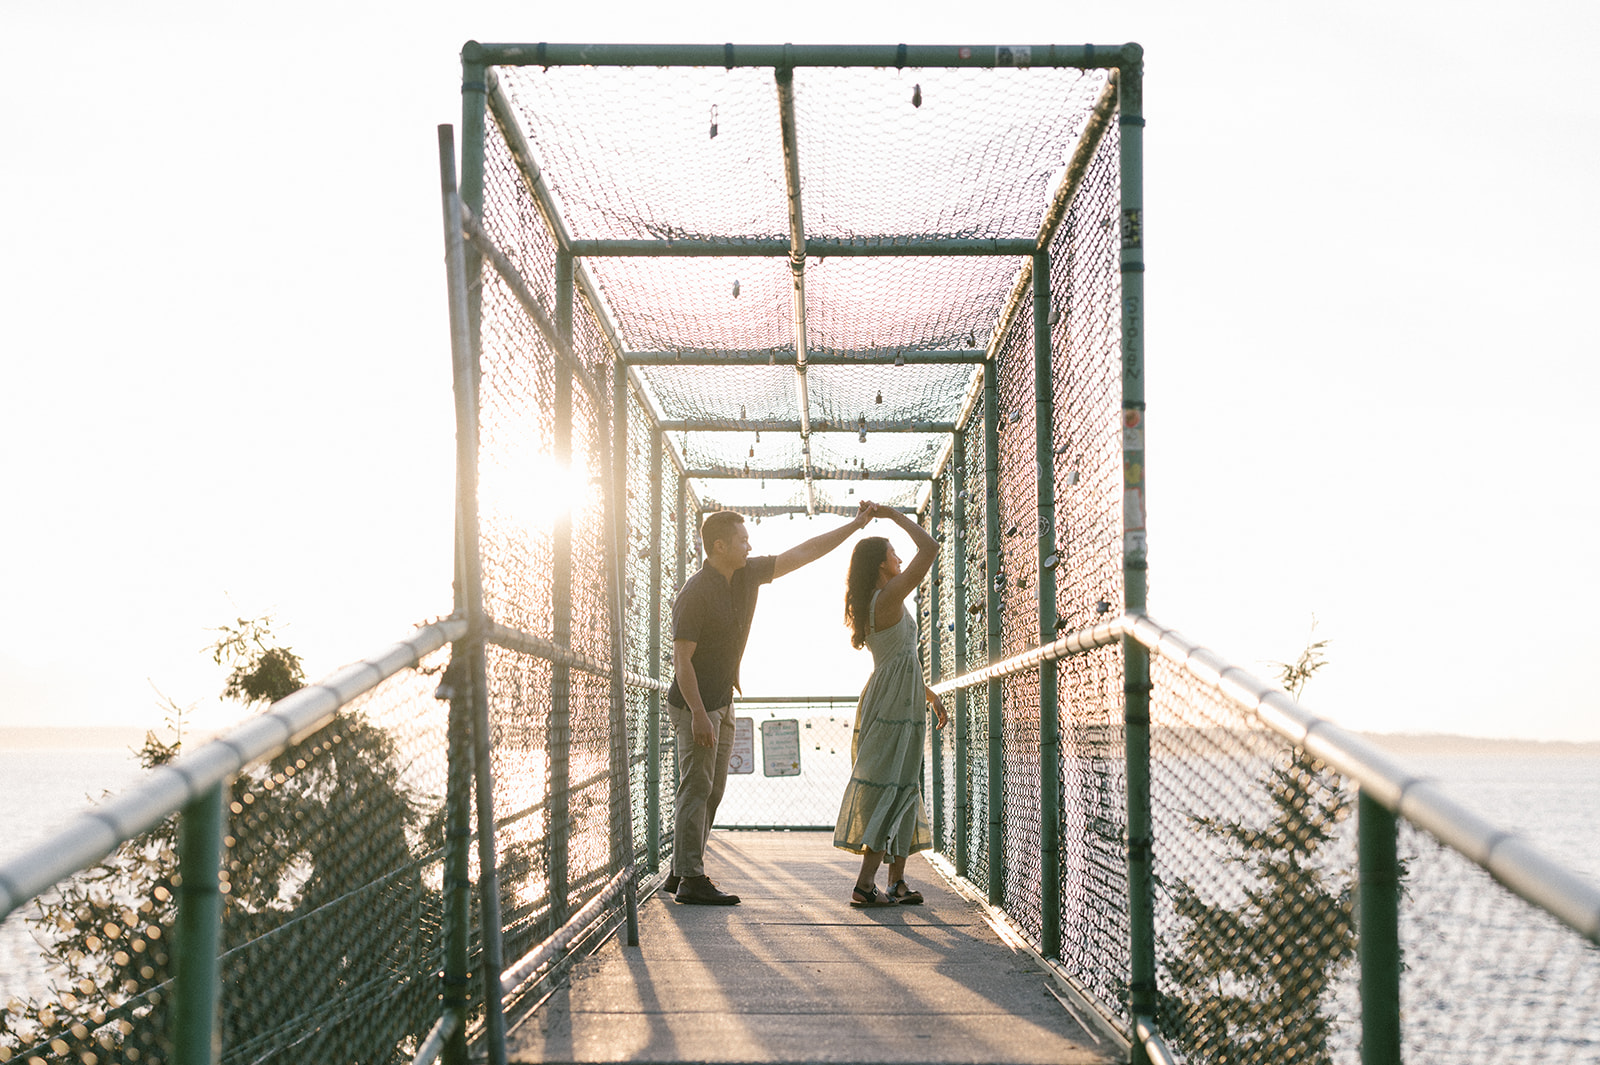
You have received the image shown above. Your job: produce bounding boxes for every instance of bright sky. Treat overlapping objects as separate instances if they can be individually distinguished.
[3,1,1597,742]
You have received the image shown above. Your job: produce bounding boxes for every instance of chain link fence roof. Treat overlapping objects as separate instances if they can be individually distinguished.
[487,49,1118,513]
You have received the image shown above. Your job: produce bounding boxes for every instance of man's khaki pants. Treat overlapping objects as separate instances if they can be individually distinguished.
[666,702,735,879]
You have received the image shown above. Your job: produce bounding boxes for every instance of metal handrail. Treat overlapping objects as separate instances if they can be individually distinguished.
[0,618,467,921]
[931,611,1600,945]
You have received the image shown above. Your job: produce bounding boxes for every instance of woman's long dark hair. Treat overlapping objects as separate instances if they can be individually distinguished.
[844,536,890,649]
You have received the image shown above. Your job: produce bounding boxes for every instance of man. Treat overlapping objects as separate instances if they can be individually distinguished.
[665,503,874,904]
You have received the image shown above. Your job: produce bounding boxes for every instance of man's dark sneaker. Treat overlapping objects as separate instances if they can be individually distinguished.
[675,875,740,905]
[663,875,681,894]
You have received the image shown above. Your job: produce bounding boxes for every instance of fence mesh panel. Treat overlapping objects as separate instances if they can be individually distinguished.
[1395,823,1600,1064]
[1,653,451,1065]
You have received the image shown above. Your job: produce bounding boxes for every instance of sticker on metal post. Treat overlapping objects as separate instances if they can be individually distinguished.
[760,719,803,777]
[729,717,756,774]
[996,46,1032,67]
[1122,409,1144,450]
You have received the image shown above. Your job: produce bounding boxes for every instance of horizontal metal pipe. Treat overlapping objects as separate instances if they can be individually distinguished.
[700,503,915,518]
[0,618,468,921]
[1134,1017,1180,1065]
[409,1011,462,1065]
[486,621,669,692]
[569,237,1040,258]
[657,419,955,433]
[624,349,985,365]
[465,41,1140,71]
[929,616,1124,695]
[1122,614,1600,946]
[687,466,932,481]
[927,610,1600,946]
[500,867,631,992]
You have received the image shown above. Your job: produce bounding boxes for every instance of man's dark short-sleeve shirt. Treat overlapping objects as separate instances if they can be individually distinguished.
[666,555,777,712]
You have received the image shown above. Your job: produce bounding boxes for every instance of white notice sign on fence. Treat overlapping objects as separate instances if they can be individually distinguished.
[760,719,802,777]
[729,717,755,775]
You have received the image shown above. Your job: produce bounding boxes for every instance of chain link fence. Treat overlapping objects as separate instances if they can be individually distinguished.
[1,636,456,1064]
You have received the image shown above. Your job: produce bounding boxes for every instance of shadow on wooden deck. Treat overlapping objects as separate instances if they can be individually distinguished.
[507,831,1121,1064]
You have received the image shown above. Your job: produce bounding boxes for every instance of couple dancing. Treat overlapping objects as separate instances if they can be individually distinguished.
[663,501,948,908]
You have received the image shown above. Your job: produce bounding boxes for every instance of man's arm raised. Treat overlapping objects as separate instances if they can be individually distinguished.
[772,500,874,579]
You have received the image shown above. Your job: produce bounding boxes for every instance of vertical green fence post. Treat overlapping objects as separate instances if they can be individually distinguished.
[952,430,970,879]
[1359,791,1402,1065]
[1116,44,1157,1065]
[172,783,224,1065]
[982,360,1005,908]
[439,112,507,1063]
[928,485,944,848]
[1032,249,1062,960]
[673,475,688,869]
[647,433,664,870]
[456,53,509,1062]
[441,678,473,1065]
[550,249,574,924]
[610,359,640,946]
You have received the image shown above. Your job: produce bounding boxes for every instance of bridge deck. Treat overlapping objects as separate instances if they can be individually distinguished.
[507,831,1119,1065]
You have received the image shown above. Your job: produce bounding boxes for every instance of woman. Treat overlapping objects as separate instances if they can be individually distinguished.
[834,502,948,907]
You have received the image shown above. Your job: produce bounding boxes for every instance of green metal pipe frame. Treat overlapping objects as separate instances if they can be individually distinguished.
[465,40,1139,71]
[683,466,932,481]
[952,431,970,877]
[927,487,944,849]
[1115,48,1157,1064]
[1359,791,1402,1065]
[1032,249,1062,960]
[441,684,472,1065]
[657,419,955,433]
[982,361,1004,908]
[610,361,641,947]
[568,237,1039,257]
[648,436,665,869]
[625,350,985,366]
[457,67,512,1062]
[439,122,489,1065]
[172,784,224,1065]
[773,65,819,516]
[550,250,575,924]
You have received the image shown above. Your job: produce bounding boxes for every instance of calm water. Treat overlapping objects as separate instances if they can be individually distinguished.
[1,746,146,999]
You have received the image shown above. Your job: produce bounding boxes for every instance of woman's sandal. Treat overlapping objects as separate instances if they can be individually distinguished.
[889,879,924,905]
[850,883,897,908]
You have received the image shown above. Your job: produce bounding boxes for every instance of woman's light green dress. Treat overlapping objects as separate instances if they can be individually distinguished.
[833,590,932,857]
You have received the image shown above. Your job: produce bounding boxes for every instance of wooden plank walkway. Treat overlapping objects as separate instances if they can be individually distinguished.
[507,831,1121,1065]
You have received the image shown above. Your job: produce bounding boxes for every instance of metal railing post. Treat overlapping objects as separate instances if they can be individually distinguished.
[436,126,477,1065]
[982,361,1005,908]
[928,484,945,847]
[441,671,473,1065]
[1117,45,1156,1065]
[952,430,969,878]
[611,358,641,946]
[550,249,575,922]
[172,783,224,1065]
[647,433,664,870]
[442,88,508,1062]
[1032,249,1062,960]
[1359,790,1402,1065]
